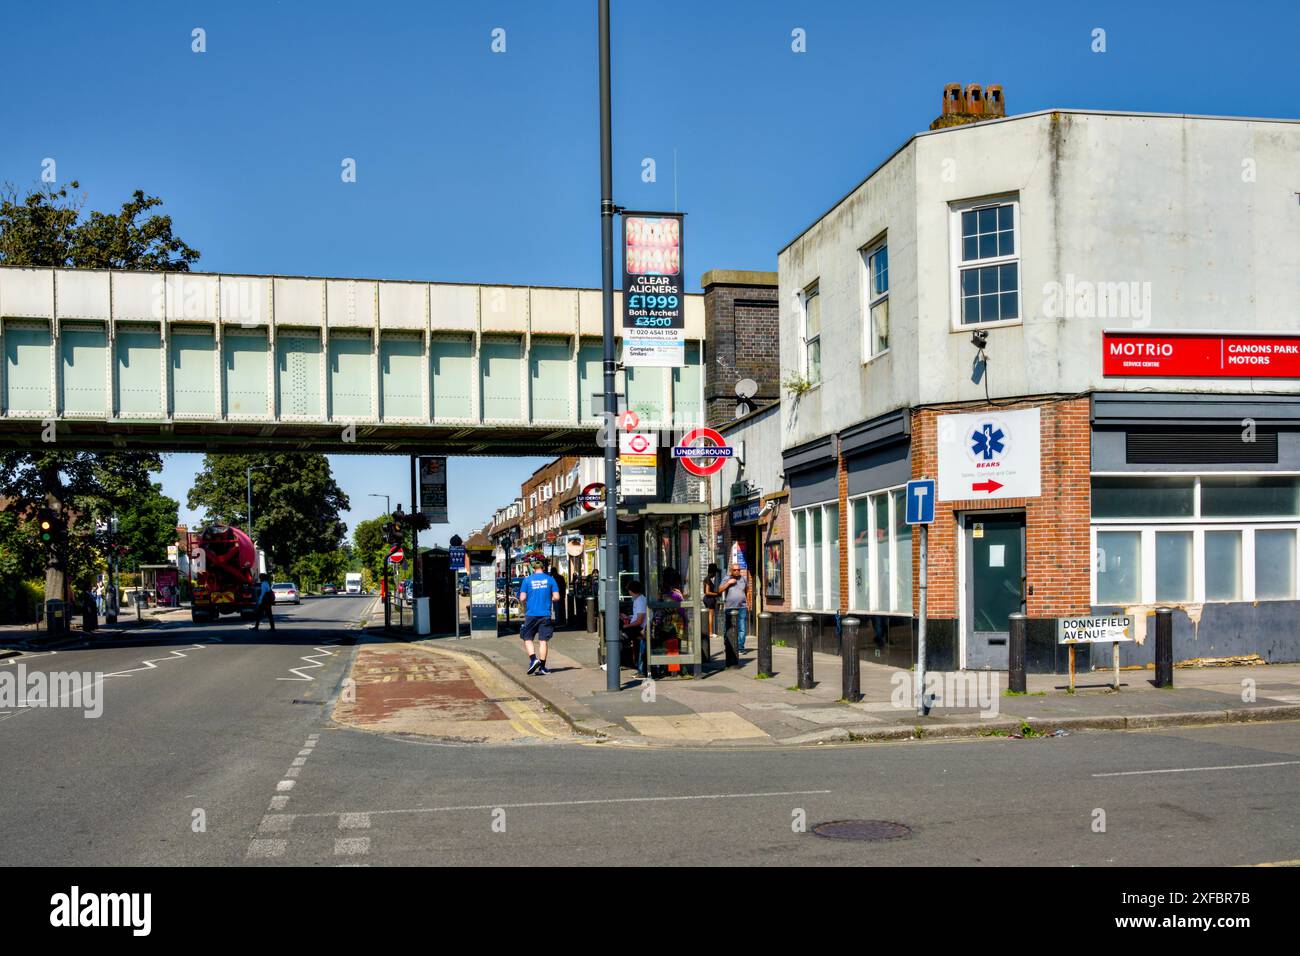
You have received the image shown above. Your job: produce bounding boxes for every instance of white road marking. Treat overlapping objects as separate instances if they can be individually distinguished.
[335,837,370,856]
[298,749,313,756]
[285,767,301,778]
[298,790,834,819]
[102,644,211,678]
[246,839,287,859]
[258,814,295,833]
[307,734,320,742]
[268,795,290,811]
[1094,760,1300,778]
[277,647,337,682]
[339,813,371,830]
[291,756,307,767]
[276,780,296,792]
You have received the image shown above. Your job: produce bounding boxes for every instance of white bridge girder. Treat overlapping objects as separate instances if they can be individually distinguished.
[0,266,706,455]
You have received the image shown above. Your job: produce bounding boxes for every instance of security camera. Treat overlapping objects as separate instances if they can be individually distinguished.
[970,329,988,350]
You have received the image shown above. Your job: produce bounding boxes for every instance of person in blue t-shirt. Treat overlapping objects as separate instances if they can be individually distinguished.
[519,558,559,675]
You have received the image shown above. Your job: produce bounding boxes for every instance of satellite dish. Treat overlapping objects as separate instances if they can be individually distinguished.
[735,378,758,400]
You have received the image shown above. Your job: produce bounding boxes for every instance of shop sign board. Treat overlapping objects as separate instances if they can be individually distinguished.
[1103,331,1300,378]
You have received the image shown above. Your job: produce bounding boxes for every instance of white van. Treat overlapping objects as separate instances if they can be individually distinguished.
[345,572,363,595]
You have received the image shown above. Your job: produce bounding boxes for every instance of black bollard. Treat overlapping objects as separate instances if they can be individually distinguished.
[1008,612,1027,694]
[723,608,740,667]
[757,611,773,678]
[841,616,862,702]
[699,608,711,662]
[587,596,598,633]
[796,614,815,689]
[1154,607,1174,688]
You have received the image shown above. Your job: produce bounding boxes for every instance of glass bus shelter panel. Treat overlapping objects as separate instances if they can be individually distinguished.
[642,514,702,674]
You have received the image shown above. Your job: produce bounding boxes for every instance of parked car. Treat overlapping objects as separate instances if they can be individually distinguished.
[321,584,338,595]
[272,582,301,605]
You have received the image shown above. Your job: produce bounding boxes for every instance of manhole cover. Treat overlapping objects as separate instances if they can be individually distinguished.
[812,820,912,842]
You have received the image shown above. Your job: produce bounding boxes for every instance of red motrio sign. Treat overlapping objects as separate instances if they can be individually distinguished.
[1103,331,1300,378]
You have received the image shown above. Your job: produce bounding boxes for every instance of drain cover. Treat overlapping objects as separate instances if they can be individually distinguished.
[812,820,912,842]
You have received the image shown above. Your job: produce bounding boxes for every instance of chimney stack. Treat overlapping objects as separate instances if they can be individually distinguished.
[930,83,1006,130]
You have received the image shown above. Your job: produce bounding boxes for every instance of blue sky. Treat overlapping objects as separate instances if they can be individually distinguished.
[3,0,1297,539]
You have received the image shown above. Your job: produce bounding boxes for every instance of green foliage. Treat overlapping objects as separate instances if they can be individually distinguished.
[0,181,199,271]
[0,180,199,601]
[186,453,349,574]
[290,550,349,593]
[351,513,412,586]
[113,482,179,573]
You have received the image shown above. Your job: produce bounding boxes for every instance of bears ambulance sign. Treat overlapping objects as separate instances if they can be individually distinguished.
[1103,331,1300,378]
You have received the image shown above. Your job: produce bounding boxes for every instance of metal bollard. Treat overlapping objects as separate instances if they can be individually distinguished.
[723,608,740,667]
[699,608,711,662]
[796,614,815,689]
[757,611,773,678]
[586,596,598,633]
[841,616,862,702]
[1154,607,1174,688]
[1008,612,1027,694]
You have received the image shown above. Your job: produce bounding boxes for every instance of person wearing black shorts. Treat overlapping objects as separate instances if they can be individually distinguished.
[518,558,559,675]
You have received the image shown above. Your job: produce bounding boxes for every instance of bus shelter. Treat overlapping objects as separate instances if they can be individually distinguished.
[561,501,705,677]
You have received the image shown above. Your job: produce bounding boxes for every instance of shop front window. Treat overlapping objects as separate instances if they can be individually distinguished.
[1096,530,1141,605]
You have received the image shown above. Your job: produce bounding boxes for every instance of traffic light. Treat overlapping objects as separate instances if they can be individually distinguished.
[38,509,55,545]
[381,522,395,545]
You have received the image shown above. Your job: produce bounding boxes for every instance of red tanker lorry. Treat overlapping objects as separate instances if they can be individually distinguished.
[188,524,261,623]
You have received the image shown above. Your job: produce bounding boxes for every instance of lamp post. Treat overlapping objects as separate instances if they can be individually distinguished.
[598,0,621,691]
[246,464,272,540]
[369,493,393,629]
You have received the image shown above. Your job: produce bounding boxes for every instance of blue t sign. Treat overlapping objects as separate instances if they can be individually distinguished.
[906,478,936,525]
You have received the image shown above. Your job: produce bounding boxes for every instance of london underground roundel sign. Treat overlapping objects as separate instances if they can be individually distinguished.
[672,427,732,477]
[578,482,605,511]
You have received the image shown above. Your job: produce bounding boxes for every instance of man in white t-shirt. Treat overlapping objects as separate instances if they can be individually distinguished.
[619,579,649,678]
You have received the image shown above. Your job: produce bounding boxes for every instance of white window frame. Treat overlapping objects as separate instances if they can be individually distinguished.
[846,483,912,616]
[798,282,821,387]
[949,195,1021,331]
[1089,472,1300,604]
[861,238,889,362]
[792,501,838,612]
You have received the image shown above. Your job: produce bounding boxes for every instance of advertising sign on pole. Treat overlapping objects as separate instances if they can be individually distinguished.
[418,456,449,523]
[618,432,657,497]
[937,407,1041,502]
[622,211,685,368]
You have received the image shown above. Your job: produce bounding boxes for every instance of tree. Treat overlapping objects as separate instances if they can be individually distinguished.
[187,453,349,574]
[0,180,200,600]
[0,451,167,601]
[351,513,413,589]
[290,550,349,593]
[114,483,181,573]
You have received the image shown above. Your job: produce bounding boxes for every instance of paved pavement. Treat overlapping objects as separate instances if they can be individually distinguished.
[3,598,1299,867]
[446,626,1300,746]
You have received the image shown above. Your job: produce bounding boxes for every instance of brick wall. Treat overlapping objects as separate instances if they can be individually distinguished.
[702,277,780,428]
[837,452,850,610]
[909,396,1092,618]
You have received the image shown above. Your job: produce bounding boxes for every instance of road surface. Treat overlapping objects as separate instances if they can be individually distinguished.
[2,595,1298,867]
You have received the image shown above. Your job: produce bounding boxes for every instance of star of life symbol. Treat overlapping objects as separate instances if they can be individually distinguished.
[970,423,1006,461]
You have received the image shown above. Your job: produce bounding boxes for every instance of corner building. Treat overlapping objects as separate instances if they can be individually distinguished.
[778,104,1300,673]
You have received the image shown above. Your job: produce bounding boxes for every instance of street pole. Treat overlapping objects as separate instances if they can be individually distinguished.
[410,456,420,599]
[916,522,929,717]
[599,0,621,692]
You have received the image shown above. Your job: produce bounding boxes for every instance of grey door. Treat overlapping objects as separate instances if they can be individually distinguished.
[964,514,1025,670]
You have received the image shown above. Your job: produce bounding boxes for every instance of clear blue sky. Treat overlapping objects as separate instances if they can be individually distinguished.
[3,0,1296,539]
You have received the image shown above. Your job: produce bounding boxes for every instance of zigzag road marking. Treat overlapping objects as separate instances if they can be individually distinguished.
[102,643,213,679]
[277,645,338,682]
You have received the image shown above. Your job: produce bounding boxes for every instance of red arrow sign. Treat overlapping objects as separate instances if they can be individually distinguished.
[971,480,1003,494]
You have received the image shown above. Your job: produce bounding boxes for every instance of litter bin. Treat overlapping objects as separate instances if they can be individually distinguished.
[44,599,67,638]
